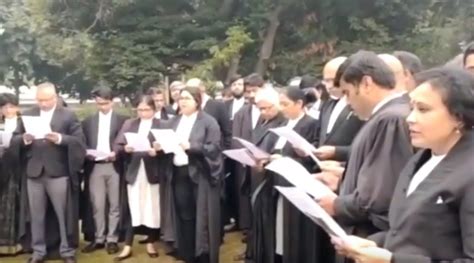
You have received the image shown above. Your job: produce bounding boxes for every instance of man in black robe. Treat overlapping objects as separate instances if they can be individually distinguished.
[245,86,287,263]
[393,50,423,91]
[232,73,265,235]
[147,86,175,120]
[13,82,85,263]
[316,57,364,162]
[316,52,414,262]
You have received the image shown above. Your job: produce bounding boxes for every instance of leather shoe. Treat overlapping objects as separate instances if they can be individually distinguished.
[107,243,119,254]
[114,252,133,262]
[27,258,44,263]
[81,242,105,253]
[62,257,76,263]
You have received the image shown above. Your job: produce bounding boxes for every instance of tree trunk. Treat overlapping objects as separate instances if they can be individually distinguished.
[255,5,283,76]
[225,54,241,84]
[218,0,236,18]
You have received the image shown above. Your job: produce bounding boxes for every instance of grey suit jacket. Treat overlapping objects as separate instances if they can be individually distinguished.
[15,106,85,178]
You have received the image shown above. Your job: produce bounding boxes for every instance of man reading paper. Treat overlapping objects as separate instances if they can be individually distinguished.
[13,82,85,263]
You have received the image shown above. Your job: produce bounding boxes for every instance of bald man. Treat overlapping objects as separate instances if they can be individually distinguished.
[316,57,364,162]
[14,82,85,263]
[378,53,409,93]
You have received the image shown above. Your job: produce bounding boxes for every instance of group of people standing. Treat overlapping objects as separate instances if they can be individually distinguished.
[0,42,474,263]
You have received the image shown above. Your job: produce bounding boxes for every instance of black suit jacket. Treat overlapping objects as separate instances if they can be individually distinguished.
[15,106,85,178]
[203,98,232,150]
[318,99,364,161]
[372,131,474,262]
[81,111,127,173]
[113,118,164,185]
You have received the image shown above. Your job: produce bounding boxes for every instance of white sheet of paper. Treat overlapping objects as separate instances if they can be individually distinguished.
[275,186,347,238]
[233,137,270,160]
[86,149,110,161]
[124,132,151,152]
[22,116,52,139]
[265,157,333,199]
[151,129,181,154]
[0,131,13,147]
[223,149,257,167]
[270,126,322,166]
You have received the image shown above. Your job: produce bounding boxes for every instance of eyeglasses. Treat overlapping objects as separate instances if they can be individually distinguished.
[136,108,153,112]
[179,96,194,101]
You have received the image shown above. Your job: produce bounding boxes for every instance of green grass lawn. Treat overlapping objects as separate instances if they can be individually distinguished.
[1,232,245,263]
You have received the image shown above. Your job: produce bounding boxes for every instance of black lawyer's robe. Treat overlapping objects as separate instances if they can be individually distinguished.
[245,112,287,263]
[80,112,128,242]
[334,96,413,238]
[318,99,364,162]
[12,107,86,259]
[274,115,335,263]
[371,131,474,263]
[112,117,167,236]
[160,111,224,263]
[0,118,28,254]
[232,104,254,230]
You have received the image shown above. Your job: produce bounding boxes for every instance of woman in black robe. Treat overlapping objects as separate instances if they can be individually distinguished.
[271,87,332,263]
[113,95,164,261]
[0,93,23,255]
[157,86,223,263]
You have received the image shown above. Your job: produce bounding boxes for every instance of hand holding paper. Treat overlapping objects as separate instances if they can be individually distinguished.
[151,129,182,154]
[265,157,333,199]
[223,149,257,167]
[22,116,52,139]
[124,132,151,152]
[269,127,321,166]
[233,137,270,160]
[275,186,346,238]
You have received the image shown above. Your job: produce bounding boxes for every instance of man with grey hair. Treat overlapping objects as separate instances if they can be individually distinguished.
[393,51,423,91]
[14,82,85,263]
[169,80,185,113]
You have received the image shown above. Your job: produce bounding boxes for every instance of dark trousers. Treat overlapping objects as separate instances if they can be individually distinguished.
[173,166,197,263]
[124,224,159,246]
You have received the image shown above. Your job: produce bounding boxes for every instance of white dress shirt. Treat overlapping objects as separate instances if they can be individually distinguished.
[154,111,161,119]
[173,112,198,166]
[40,106,56,124]
[274,113,305,150]
[96,111,112,153]
[326,97,347,134]
[4,117,17,133]
[201,94,211,110]
[231,97,245,120]
[40,106,60,144]
[407,154,446,196]
[251,105,261,129]
[138,118,153,135]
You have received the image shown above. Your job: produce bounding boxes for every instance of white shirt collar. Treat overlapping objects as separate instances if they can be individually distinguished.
[182,111,198,122]
[287,112,305,126]
[99,110,113,118]
[4,117,17,133]
[41,105,56,114]
[202,94,211,109]
[371,92,404,115]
